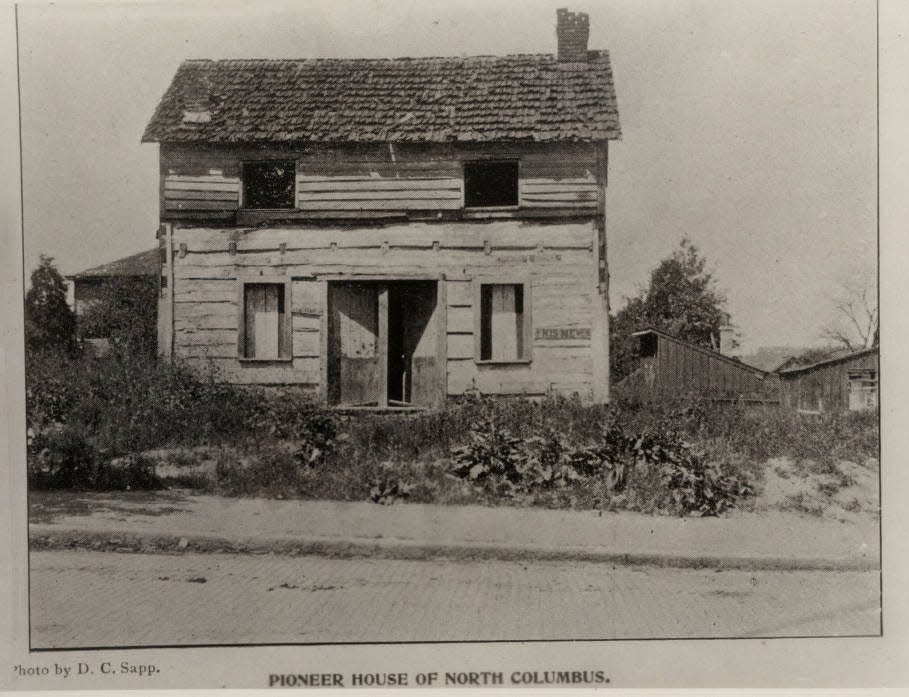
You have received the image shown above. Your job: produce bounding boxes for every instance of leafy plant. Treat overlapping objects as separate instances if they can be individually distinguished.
[369,464,415,505]
[450,418,529,486]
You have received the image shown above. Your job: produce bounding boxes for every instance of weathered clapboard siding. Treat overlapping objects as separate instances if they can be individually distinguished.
[163,173,240,215]
[175,222,593,253]
[297,175,462,210]
[160,142,603,218]
[165,220,601,400]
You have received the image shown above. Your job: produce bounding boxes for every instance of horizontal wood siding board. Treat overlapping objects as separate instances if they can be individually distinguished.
[166,200,240,211]
[191,357,320,385]
[446,334,474,360]
[162,212,236,222]
[522,177,596,186]
[292,330,320,358]
[165,180,240,192]
[175,328,235,345]
[165,190,240,202]
[447,306,473,334]
[299,199,462,210]
[521,192,597,208]
[166,174,239,184]
[298,178,461,192]
[174,247,592,267]
[446,281,473,307]
[172,222,595,252]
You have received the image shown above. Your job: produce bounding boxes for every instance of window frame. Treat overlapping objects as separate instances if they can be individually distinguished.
[462,159,521,210]
[240,160,297,210]
[236,275,294,362]
[472,276,533,365]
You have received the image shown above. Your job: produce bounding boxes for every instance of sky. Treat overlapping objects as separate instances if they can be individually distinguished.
[16,0,877,353]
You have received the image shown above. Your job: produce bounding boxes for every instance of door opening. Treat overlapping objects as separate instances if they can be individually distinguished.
[327,280,441,408]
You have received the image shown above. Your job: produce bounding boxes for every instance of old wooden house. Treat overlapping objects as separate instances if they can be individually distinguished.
[615,328,780,404]
[777,346,879,413]
[142,9,620,408]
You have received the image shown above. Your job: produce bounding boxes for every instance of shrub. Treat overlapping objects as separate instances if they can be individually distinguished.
[27,426,162,491]
[28,425,103,490]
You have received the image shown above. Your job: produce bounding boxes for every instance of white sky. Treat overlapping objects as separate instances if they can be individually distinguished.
[16,0,877,353]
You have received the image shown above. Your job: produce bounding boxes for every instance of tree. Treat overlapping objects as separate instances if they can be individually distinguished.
[822,278,878,352]
[25,255,76,354]
[610,239,734,382]
[79,277,158,357]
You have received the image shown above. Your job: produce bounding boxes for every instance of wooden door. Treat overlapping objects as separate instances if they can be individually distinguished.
[404,283,443,408]
[328,283,388,406]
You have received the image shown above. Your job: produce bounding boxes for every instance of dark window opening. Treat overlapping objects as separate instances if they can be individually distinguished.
[242,161,295,209]
[480,283,525,361]
[464,161,519,208]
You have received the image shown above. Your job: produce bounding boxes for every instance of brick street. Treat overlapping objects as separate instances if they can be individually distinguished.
[30,551,879,648]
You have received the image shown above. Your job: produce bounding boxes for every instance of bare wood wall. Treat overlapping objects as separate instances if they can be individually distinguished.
[619,335,777,402]
[167,220,601,400]
[778,351,878,412]
[161,142,601,219]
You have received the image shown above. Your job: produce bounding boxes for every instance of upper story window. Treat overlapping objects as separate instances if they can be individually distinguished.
[242,161,296,209]
[464,160,519,208]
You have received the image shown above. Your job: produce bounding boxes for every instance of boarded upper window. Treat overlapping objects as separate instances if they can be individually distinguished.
[464,161,519,208]
[478,282,531,362]
[242,161,296,209]
[240,282,291,360]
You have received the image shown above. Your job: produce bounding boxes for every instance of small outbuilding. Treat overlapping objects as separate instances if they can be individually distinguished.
[616,328,779,404]
[777,346,879,413]
[67,248,160,355]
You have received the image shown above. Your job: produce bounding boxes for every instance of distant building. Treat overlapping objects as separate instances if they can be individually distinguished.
[67,248,160,355]
[777,346,879,413]
[615,328,779,404]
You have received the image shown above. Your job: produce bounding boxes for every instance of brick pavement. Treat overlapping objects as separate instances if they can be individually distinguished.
[29,551,880,649]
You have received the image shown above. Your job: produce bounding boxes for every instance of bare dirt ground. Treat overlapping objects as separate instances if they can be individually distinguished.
[755,456,879,521]
[30,550,880,648]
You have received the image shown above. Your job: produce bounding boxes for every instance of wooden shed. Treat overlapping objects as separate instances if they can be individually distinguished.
[615,328,779,403]
[777,346,878,413]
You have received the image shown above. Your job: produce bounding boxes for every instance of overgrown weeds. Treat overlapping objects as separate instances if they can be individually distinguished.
[25,349,877,515]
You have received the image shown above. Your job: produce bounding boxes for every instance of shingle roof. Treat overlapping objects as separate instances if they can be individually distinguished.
[142,53,621,144]
[69,248,159,279]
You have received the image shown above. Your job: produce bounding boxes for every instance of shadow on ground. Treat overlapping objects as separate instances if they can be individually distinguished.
[28,490,192,524]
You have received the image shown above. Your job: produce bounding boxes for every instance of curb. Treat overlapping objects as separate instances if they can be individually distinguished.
[28,528,880,572]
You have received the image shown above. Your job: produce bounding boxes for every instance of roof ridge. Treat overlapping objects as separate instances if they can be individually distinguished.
[179,52,611,63]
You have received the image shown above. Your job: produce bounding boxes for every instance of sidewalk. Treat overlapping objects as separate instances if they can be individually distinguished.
[28,491,880,571]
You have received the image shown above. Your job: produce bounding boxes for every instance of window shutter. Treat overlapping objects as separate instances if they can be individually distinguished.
[491,284,518,361]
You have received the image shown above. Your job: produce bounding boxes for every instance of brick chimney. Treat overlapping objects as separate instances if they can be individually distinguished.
[718,326,735,356]
[556,8,590,63]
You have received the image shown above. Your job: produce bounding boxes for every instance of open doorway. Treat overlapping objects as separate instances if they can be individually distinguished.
[327,280,442,408]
